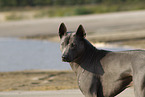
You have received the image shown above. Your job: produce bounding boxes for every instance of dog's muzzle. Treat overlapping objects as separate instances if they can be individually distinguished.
[62,55,71,62]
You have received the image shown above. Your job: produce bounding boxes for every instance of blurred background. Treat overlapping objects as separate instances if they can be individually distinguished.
[0,0,145,92]
[0,0,145,20]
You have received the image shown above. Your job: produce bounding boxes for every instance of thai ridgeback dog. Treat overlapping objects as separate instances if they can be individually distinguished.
[58,23,145,97]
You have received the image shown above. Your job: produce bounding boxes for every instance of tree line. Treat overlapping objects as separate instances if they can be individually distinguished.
[0,0,144,7]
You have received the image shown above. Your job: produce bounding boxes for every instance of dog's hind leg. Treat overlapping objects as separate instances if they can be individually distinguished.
[141,75,145,97]
[133,72,145,97]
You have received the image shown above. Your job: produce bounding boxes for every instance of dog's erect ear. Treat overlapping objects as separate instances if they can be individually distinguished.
[76,25,86,38]
[59,23,67,38]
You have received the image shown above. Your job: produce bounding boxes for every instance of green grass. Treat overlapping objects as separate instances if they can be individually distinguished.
[32,3,145,18]
[6,12,26,20]
[34,7,76,18]
[3,3,145,20]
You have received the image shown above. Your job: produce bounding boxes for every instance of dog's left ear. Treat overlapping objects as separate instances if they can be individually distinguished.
[76,25,86,38]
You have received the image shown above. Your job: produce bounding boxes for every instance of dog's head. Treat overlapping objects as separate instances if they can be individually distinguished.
[59,23,86,62]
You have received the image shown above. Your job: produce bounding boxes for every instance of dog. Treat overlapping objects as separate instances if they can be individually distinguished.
[58,23,145,97]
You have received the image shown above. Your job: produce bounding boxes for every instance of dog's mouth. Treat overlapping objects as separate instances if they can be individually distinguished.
[61,55,80,62]
[62,59,71,62]
[62,56,80,62]
[62,57,72,62]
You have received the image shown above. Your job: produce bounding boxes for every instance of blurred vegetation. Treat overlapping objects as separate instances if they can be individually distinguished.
[6,13,26,20]
[0,0,145,20]
[0,0,145,7]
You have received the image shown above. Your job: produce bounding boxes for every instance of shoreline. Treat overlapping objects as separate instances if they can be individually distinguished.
[21,33,145,49]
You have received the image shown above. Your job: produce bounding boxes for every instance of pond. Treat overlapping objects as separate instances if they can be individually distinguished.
[0,38,133,72]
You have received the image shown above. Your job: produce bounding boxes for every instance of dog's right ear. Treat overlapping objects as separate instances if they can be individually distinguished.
[76,25,86,38]
[59,23,67,38]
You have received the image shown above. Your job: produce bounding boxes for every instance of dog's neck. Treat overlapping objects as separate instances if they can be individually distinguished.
[70,39,109,74]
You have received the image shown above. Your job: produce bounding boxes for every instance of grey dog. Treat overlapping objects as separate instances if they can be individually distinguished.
[59,23,145,97]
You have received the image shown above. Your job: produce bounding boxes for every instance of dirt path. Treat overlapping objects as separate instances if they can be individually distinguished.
[0,10,145,38]
[0,88,135,97]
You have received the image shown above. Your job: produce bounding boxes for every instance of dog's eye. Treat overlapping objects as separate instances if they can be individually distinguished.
[71,43,76,48]
[61,42,64,46]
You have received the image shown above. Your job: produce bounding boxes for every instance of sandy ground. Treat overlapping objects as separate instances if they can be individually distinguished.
[0,71,78,91]
[0,88,135,97]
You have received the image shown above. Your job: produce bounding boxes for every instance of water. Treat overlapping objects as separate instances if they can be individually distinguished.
[0,38,133,72]
[0,38,70,72]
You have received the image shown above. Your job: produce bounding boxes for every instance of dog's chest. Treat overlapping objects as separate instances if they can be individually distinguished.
[77,70,98,96]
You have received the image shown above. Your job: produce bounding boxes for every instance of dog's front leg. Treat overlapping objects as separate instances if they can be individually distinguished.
[78,73,102,97]
[85,78,103,97]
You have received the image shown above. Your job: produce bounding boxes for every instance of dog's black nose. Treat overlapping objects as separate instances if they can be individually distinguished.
[62,55,68,62]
